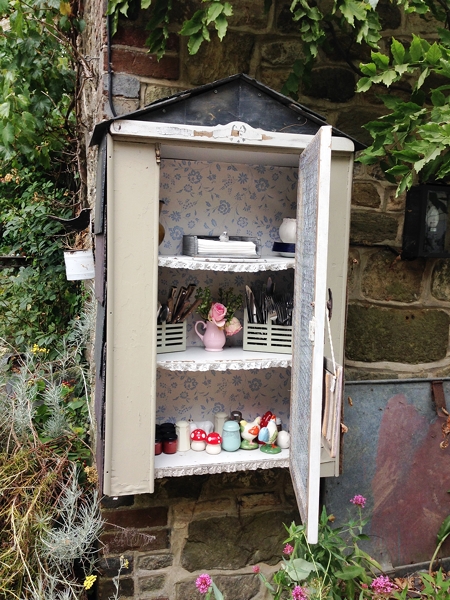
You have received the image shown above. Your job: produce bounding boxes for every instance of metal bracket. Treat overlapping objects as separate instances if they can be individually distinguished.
[327,288,333,320]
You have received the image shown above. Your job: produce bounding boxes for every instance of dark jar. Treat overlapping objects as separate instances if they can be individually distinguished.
[163,434,178,454]
[155,437,162,455]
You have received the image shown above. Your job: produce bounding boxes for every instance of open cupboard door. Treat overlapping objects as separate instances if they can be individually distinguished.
[290,126,333,544]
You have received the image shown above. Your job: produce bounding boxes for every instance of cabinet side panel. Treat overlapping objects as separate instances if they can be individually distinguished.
[104,138,159,495]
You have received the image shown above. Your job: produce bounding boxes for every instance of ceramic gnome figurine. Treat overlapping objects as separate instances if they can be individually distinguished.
[240,417,261,450]
[258,411,281,454]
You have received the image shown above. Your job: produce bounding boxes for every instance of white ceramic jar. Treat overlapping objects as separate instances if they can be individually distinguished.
[278,218,296,243]
[276,430,290,449]
[176,421,191,452]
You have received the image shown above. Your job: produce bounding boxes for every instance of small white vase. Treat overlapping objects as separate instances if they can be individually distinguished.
[278,218,297,244]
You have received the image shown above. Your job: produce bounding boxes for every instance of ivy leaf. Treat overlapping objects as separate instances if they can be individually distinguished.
[391,38,405,64]
[409,35,424,62]
[431,89,446,107]
[2,121,14,145]
[426,42,442,65]
[59,1,72,16]
[206,2,224,25]
[141,0,152,8]
[180,10,204,36]
[187,30,205,54]
[340,0,367,25]
[214,13,228,41]
[371,51,389,69]
[356,77,372,92]
[416,67,429,89]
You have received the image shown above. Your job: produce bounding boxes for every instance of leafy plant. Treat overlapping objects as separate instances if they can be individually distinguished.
[357,31,450,194]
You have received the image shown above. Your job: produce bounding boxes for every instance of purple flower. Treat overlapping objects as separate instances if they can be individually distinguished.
[292,585,308,600]
[252,565,260,574]
[371,575,397,594]
[283,543,294,555]
[195,573,212,594]
[350,494,366,508]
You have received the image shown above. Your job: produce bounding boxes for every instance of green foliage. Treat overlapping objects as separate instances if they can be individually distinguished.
[0,0,86,353]
[264,504,380,599]
[0,168,82,353]
[357,30,450,193]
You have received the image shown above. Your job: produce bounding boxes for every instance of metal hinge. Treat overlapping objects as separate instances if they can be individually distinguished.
[155,145,161,165]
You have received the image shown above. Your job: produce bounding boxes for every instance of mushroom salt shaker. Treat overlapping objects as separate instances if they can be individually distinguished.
[205,432,222,454]
[190,428,207,451]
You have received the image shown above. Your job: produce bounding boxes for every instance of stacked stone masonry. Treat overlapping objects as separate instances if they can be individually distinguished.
[97,470,299,600]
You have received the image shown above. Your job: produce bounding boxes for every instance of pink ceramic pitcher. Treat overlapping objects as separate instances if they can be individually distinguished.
[195,321,226,351]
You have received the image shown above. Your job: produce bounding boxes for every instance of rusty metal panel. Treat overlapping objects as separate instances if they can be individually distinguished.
[324,379,450,570]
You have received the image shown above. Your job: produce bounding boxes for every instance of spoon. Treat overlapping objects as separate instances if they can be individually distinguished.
[159,304,169,324]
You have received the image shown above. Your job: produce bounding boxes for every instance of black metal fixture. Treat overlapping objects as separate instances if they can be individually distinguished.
[402,184,450,259]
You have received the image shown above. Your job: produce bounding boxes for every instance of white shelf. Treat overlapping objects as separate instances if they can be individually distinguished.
[157,347,292,371]
[158,255,295,272]
[154,447,289,478]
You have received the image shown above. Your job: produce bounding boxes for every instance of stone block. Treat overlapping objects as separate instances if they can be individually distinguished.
[97,577,134,599]
[386,188,406,212]
[192,498,233,515]
[138,553,173,570]
[336,107,387,147]
[184,32,254,86]
[276,3,300,33]
[345,368,399,381]
[361,250,425,303]
[177,573,260,600]
[431,259,450,302]
[345,305,450,363]
[181,509,299,571]
[98,554,134,577]
[228,0,269,28]
[104,73,140,98]
[257,67,293,94]
[347,249,360,297]
[261,40,304,66]
[101,528,169,553]
[139,574,166,592]
[103,506,168,530]
[103,96,140,119]
[352,181,382,208]
[237,492,280,509]
[350,211,399,245]
[154,475,207,500]
[202,468,285,495]
[143,84,186,106]
[378,0,402,29]
[109,48,179,79]
[304,66,356,103]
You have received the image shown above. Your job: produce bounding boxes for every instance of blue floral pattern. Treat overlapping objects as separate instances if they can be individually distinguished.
[156,159,297,430]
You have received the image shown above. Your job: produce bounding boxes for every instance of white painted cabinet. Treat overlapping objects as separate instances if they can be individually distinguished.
[101,120,354,542]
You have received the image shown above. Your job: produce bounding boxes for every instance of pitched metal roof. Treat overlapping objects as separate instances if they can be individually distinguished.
[91,73,364,149]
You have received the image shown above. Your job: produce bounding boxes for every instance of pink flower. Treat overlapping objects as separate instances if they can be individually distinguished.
[292,585,308,600]
[252,565,260,574]
[208,302,227,328]
[370,575,397,594]
[283,543,294,555]
[195,573,212,594]
[225,316,242,336]
[350,494,366,508]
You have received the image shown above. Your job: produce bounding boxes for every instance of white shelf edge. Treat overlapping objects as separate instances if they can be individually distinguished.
[157,347,292,371]
[158,255,295,272]
[154,447,290,478]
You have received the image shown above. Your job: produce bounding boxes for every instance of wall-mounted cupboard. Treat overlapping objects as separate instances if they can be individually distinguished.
[93,114,354,542]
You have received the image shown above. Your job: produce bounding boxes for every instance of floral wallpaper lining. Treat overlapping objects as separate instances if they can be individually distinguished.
[156,159,298,430]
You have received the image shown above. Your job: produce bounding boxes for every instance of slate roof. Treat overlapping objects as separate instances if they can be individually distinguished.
[91,73,364,150]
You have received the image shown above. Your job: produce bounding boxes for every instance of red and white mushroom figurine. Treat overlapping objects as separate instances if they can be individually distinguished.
[205,432,222,455]
[190,428,207,451]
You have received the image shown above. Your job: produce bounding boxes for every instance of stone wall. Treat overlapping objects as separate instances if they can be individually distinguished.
[97,469,299,600]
